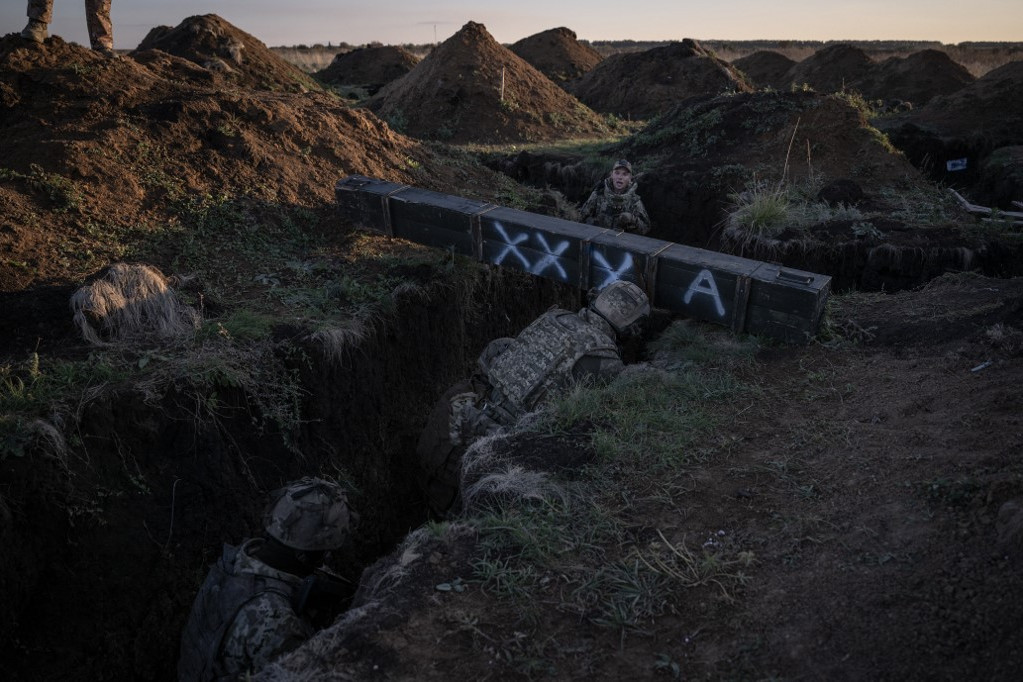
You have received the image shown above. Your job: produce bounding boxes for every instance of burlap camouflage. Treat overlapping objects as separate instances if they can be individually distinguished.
[578,178,652,235]
[27,0,113,49]
[178,539,313,682]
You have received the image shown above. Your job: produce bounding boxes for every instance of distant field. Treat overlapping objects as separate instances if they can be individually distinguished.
[272,39,1023,77]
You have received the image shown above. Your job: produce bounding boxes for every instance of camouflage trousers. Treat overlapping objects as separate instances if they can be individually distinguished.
[27,0,113,49]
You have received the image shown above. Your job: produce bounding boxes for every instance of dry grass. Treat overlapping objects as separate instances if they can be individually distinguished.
[69,263,200,345]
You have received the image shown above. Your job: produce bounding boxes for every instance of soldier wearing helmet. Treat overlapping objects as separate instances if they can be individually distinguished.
[178,478,354,682]
[418,281,651,515]
[578,159,652,235]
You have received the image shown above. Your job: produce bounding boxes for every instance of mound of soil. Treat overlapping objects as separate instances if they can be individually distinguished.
[877,60,1023,195]
[508,26,603,84]
[566,39,753,120]
[0,33,522,295]
[732,50,796,90]
[314,45,419,94]
[853,49,975,106]
[134,13,320,93]
[366,21,609,144]
[621,90,924,243]
[783,43,874,93]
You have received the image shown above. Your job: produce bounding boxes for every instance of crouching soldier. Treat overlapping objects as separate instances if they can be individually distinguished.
[177,477,354,681]
[418,280,651,515]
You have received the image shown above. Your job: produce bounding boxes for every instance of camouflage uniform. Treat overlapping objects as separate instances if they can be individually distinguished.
[579,178,652,235]
[418,306,624,515]
[177,538,313,682]
[26,0,113,50]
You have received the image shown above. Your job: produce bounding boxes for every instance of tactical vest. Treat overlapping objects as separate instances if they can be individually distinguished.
[177,544,297,682]
[483,309,618,421]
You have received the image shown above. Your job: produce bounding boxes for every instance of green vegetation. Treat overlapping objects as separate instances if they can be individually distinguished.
[456,322,761,643]
[0,165,84,212]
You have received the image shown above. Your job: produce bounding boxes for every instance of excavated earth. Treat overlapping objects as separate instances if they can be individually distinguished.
[314,45,420,95]
[3,21,1023,682]
[565,39,753,120]
[508,26,604,84]
[366,21,610,144]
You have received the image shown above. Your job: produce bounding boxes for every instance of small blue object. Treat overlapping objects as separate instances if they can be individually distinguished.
[946,158,968,171]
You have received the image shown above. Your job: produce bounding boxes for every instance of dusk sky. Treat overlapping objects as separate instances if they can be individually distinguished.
[1,1,1020,49]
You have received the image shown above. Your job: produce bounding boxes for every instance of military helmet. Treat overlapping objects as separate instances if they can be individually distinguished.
[263,477,352,552]
[590,280,650,333]
[612,159,633,173]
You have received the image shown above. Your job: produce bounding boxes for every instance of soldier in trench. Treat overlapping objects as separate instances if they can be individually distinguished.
[578,158,652,235]
[177,477,355,681]
[417,280,651,516]
[21,0,116,55]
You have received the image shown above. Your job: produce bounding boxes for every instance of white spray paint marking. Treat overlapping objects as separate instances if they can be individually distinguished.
[590,250,635,288]
[492,222,570,280]
[683,268,726,317]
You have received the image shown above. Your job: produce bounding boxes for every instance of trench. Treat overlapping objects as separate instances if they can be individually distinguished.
[0,267,578,682]
[489,151,1023,291]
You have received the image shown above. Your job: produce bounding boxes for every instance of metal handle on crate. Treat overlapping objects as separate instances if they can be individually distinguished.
[777,269,814,285]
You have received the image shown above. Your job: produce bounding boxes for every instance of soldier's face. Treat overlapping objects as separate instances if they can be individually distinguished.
[610,168,632,192]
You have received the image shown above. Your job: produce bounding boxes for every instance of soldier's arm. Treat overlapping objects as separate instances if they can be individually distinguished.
[578,190,599,224]
[221,593,315,677]
[571,351,625,383]
[632,196,652,235]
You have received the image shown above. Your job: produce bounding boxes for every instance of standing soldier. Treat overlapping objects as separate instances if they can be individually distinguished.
[578,159,652,235]
[21,1,115,56]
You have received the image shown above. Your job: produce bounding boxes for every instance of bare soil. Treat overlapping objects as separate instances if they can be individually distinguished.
[565,39,753,120]
[314,45,419,93]
[367,21,610,144]
[509,27,604,84]
[731,50,796,90]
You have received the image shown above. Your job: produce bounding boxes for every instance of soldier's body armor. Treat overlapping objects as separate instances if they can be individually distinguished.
[482,308,619,424]
[177,544,297,682]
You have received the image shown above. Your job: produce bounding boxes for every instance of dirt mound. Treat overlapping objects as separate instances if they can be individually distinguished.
[508,26,603,84]
[566,39,753,119]
[783,43,874,93]
[621,90,924,243]
[0,33,497,293]
[877,60,1023,195]
[314,45,419,94]
[134,13,320,93]
[853,49,975,106]
[366,21,609,144]
[732,50,796,89]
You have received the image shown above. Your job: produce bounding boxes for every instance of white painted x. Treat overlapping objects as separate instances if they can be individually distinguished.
[591,250,635,288]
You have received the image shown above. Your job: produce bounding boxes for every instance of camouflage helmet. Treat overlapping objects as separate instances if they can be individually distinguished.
[612,159,633,173]
[263,477,352,552]
[590,280,650,333]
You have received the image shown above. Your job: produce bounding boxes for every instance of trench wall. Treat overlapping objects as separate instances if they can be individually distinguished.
[0,265,576,681]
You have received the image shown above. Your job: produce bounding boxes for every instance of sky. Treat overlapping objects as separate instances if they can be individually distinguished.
[1,1,1020,49]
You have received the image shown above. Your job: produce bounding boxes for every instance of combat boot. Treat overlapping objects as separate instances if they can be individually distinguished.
[21,19,48,43]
